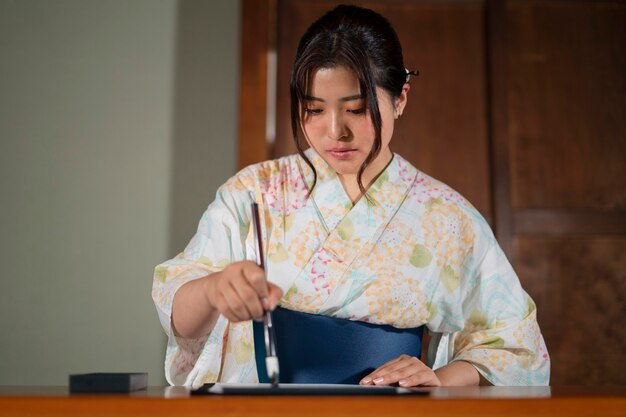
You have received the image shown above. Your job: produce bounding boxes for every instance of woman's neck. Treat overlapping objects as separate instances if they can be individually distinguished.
[338,152,394,204]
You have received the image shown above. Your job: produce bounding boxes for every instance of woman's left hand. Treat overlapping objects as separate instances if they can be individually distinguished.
[359,354,441,387]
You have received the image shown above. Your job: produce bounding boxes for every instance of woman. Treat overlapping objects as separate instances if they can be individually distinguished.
[152,4,550,387]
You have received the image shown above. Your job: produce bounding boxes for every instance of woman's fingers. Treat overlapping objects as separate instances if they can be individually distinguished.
[219,278,252,322]
[233,267,266,320]
[230,280,263,320]
[397,369,441,387]
[359,355,441,387]
[241,262,270,298]
[376,362,431,386]
[267,282,284,309]
[360,354,412,384]
[207,260,283,322]
[239,261,284,311]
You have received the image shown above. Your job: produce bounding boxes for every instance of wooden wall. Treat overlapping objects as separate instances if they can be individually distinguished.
[502,0,626,385]
[238,0,626,385]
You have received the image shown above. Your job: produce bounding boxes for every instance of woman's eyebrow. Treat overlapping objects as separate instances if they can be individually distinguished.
[341,94,364,102]
[303,94,364,102]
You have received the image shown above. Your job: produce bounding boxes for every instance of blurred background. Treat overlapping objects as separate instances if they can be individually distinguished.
[1,0,624,386]
[0,0,239,385]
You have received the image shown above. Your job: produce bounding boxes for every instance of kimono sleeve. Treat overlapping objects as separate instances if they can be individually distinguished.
[449,242,551,385]
[151,180,250,386]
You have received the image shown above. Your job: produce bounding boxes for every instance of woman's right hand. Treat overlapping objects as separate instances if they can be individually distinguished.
[205,260,283,323]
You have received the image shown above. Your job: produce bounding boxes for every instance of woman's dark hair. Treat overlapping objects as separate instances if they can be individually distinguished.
[290,4,410,197]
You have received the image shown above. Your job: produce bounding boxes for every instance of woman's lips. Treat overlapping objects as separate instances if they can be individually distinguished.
[327,148,357,160]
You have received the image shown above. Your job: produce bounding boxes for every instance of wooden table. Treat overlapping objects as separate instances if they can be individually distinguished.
[1,386,624,417]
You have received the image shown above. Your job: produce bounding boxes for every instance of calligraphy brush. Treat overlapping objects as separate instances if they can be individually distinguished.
[250,195,280,387]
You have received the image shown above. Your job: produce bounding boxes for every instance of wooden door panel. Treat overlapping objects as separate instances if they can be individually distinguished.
[514,237,626,385]
[506,0,626,210]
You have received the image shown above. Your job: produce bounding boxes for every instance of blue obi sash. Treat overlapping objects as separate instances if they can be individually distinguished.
[253,306,424,384]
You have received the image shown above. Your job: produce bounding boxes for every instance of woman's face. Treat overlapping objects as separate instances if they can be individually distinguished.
[301,66,408,183]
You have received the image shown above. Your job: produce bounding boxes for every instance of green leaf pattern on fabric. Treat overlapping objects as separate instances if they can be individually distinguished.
[282,283,298,302]
[427,301,438,322]
[198,256,229,269]
[268,242,289,262]
[410,243,432,268]
[440,264,459,292]
[337,218,354,240]
[154,265,168,283]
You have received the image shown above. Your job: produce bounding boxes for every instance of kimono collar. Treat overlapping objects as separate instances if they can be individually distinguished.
[297,148,418,232]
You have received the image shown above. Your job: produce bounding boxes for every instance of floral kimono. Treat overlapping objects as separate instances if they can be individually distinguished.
[152,149,550,387]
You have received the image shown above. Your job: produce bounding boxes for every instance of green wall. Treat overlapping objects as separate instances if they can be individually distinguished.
[0,0,239,385]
